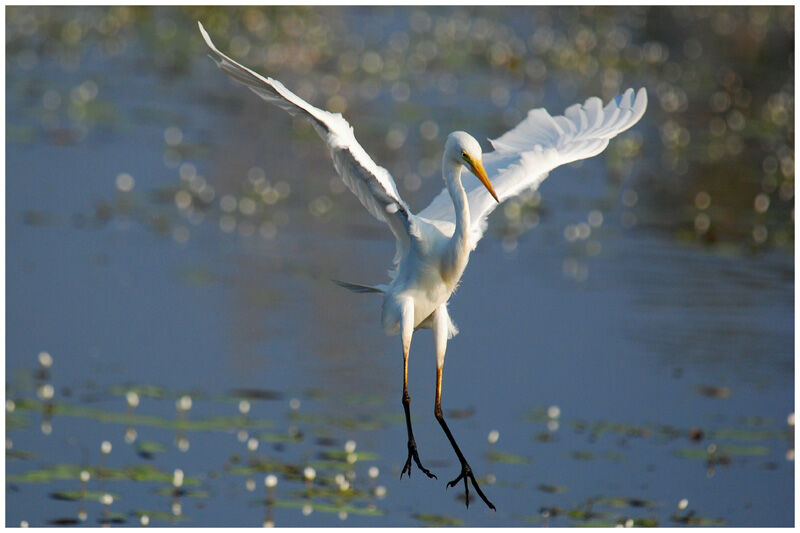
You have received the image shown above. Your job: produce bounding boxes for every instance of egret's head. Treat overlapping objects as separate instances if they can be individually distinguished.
[445,132,499,202]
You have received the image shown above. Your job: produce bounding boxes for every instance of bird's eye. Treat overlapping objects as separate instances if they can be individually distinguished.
[461,150,468,160]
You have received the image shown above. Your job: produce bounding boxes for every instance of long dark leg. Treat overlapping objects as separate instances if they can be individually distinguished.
[399,300,436,480]
[435,365,496,510]
[400,350,436,479]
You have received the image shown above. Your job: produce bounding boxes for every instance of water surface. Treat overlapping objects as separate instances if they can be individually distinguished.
[6,6,794,527]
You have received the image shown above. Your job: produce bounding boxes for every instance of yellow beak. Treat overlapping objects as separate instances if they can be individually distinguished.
[467,157,499,203]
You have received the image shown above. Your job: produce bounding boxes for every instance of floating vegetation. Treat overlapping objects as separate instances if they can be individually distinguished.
[273,499,384,516]
[288,485,372,501]
[537,483,568,494]
[98,511,128,525]
[288,410,396,431]
[257,430,304,444]
[225,457,300,478]
[50,490,120,502]
[710,427,790,441]
[14,398,273,433]
[533,432,557,443]
[228,388,284,401]
[519,401,792,504]
[8,464,201,485]
[153,487,211,499]
[535,496,662,527]
[412,513,464,526]
[486,450,530,464]
[135,440,167,459]
[131,510,190,524]
[7,449,36,460]
[6,412,30,431]
[47,518,81,526]
[8,371,789,525]
[672,511,726,526]
[569,450,623,462]
[308,459,367,472]
[695,385,732,399]
[674,444,771,462]
[594,496,658,509]
[319,449,379,463]
[5,5,792,527]
[108,385,168,399]
[573,519,619,527]
[9,369,388,525]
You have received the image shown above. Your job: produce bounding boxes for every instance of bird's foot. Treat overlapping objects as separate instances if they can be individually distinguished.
[446,459,495,511]
[400,439,437,480]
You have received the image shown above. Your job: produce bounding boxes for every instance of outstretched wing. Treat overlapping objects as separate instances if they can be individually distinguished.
[198,22,419,252]
[417,88,647,249]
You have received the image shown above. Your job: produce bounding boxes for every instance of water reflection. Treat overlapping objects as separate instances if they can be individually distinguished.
[6,5,794,527]
[7,6,793,251]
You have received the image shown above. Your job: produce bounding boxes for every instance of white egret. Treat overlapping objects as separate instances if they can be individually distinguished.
[199,22,647,510]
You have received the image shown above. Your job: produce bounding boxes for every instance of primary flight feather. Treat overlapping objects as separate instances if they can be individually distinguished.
[199,21,646,510]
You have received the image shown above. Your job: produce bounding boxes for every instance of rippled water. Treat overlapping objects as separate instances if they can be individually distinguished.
[6,6,794,527]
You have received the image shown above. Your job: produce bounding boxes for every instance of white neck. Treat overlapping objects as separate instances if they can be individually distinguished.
[442,161,470,282]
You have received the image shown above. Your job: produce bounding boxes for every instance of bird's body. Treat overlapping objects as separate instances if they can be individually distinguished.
[198,21,647,510]
[383,138,479,337]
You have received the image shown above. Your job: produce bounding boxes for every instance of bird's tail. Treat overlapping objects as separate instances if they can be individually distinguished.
[332,280,386,294]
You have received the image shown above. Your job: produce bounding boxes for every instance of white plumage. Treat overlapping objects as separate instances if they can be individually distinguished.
[418,88,647,250]
[199,21,646,510]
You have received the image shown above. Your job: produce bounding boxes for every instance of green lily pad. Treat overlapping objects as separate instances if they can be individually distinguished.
[154,487,211,499]
[258,431,303,444]
[674,444,770,460]
[47,518,81,526]
[567,509,616,521]
[695,385,731,398]
[108,385,167,399]
[273,499,383,516]
[538,484,567,494]
[131,510,190,524]
[6,449,35,460]
[309,459,365,472]
[722,444,772,456]
[570,451,596,461]
[6,412,29,430]
[487,450,530,464]
[15,398,272,432]
[228,388,283,401]
[98,511,127,524]
[289,486,371,501]
[135,440,167,459]
[673,512,725,526]
[673,447,710,460]
[568,450,622,462]
[534,432,557,442]
[8,463,200,485]
[341,392,385,406]
[710,428,787,441]
[574,520,618,527]
[226,457,301,479]
[523,408,551,423]
[413,512,463,526]
[320,450,379,462]
[288,411,392,431]
[50,490,120,502]
[595,496,658,509]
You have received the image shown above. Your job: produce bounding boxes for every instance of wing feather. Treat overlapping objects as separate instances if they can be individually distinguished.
[417,88,647,249]
[198,22,418,252]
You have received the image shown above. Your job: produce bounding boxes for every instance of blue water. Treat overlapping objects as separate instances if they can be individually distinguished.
[6,6,794,527]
